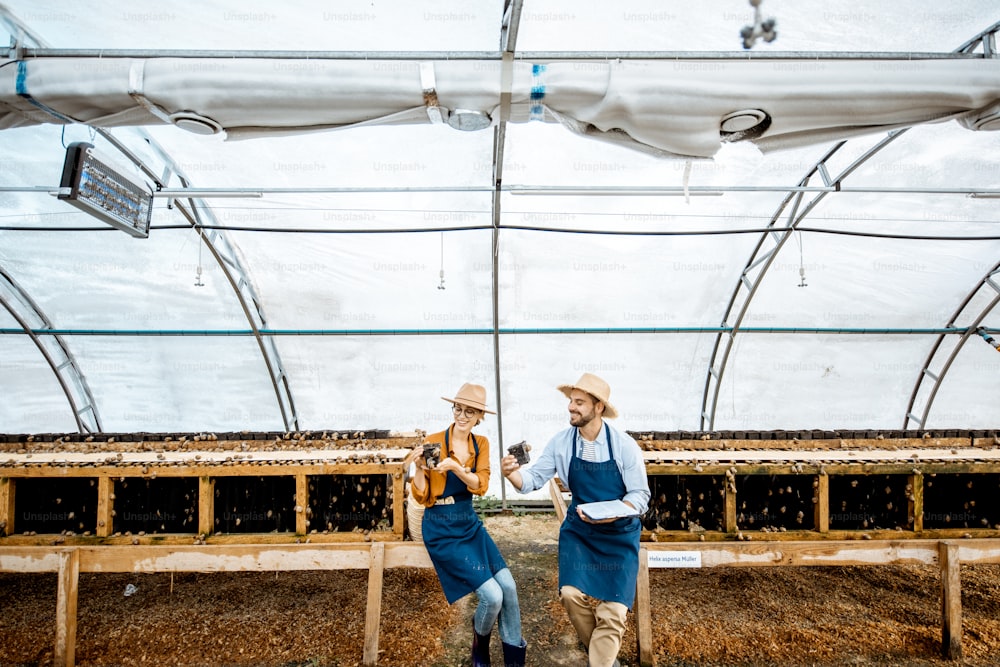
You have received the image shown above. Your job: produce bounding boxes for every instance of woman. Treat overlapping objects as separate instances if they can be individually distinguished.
[409,382,527,667]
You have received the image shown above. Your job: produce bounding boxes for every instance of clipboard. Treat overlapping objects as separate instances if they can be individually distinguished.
[578,499,640,521]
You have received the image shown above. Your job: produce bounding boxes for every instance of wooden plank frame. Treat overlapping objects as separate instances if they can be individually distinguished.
[641,442,1000,542]
[0,477,13,536]
[0,467,407,545]
[0,542,434,667]
[632,538,1000,664]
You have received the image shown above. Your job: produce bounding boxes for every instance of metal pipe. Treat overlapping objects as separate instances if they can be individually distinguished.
[0,326,976,336]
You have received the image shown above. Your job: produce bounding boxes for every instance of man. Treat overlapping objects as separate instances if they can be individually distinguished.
[501,372,650,667]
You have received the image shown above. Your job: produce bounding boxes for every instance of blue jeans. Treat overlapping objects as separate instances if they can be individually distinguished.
[473,567,523,646]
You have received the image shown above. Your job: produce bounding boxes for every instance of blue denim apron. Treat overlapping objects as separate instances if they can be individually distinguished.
[421,430,507,604]
[558,423,641,608]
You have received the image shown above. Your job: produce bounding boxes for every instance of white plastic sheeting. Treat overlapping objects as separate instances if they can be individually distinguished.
[3,57,1000,157]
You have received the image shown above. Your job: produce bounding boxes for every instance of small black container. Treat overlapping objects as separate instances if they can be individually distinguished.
[422,443,441,468]
[508,441,532,465]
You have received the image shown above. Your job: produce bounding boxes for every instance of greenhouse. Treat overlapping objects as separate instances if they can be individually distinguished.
[1,2,999,666]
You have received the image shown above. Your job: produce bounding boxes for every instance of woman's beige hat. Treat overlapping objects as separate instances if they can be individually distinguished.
[442,383,496,414]
[557,372,618,419]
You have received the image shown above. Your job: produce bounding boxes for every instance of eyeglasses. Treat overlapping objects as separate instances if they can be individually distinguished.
[452,404,481,418]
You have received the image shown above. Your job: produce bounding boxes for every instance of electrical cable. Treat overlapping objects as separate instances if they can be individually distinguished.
[4,223,1000,241]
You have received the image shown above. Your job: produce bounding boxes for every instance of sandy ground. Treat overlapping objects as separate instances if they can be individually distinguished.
[3,512,1000,666]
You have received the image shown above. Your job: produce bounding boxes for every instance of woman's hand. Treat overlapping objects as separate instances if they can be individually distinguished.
[404,446,427,471]
[434,457,469,475]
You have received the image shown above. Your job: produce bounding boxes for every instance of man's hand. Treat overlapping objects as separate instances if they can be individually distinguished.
[500,454,520,477]
[500,454,524,491]
[576,506,619,524]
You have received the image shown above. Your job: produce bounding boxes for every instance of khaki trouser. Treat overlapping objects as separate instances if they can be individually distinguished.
[559,585,627,667]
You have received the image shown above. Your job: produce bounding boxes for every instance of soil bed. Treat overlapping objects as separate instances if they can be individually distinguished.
[2,513,1000,666]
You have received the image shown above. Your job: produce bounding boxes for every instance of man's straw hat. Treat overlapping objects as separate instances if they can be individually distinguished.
[557,372,618,419]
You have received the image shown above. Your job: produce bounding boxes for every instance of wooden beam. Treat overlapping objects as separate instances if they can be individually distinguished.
[54,548,80,667]
[10,538,1000,575]
[198,476,214,537]
[640,436,975,451]
[549,478,567,522]
[642,540,941,567]
[635,547,654,667]
[295,473,308,535]
[911,473,924,533]
[724,477,737,533]
[644,462,1000,475]
[79,544,374,572]
[391,471,405,539]
[816,473,829,533]
[0,542,434,573]
[940,541,962,659]
[363,542,386,666]
[382,543,434,568]
[0,462,404,479]
[96,477,112,537]
[0,477,13,536]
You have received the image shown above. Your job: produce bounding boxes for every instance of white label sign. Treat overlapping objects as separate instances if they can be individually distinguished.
[647,551,703,568]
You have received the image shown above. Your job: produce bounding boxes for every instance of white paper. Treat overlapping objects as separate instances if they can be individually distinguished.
[578,500,640,521]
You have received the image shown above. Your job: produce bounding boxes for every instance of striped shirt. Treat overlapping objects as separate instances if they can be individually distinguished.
[580,438,599,462]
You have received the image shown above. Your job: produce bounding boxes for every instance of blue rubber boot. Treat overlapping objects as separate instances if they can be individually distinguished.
[472,622,491,667]
[501,639,526,667]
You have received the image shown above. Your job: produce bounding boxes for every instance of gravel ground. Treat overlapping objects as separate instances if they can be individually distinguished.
[2,513,1000,666]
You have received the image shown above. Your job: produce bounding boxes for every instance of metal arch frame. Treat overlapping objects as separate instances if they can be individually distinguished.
[0,267,102,432]
[901,26,1000,430]
[903,262,1000,429]
[172,198,300,432]
[0,13,103,433]
[95,130,300,433]
[0,10,300,433]
[903,24,1000,429]
[699,131,909,431]
[698,22,1000,432]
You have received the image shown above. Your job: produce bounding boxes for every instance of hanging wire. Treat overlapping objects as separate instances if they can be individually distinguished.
[796,229,808,287]
[194,231,205,287]
[682,160,692,204]
[437,230,446,290]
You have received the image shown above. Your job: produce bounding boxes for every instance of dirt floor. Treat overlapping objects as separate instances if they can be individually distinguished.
[3,512,1000,666]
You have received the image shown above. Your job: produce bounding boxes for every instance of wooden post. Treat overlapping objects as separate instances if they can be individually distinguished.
[198,476,215,537]
[391,469,405,539]
[724,477,737,533]
[635,547,655,667]
[55,548,80,667]
[815,473,829,533]
[549,478,568,522]
[0,477,13,536]
[910,472,924,533]
[295,473,308,535]
[363,542,387,666]
[939,541,962,659]
[96,477,113,537]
